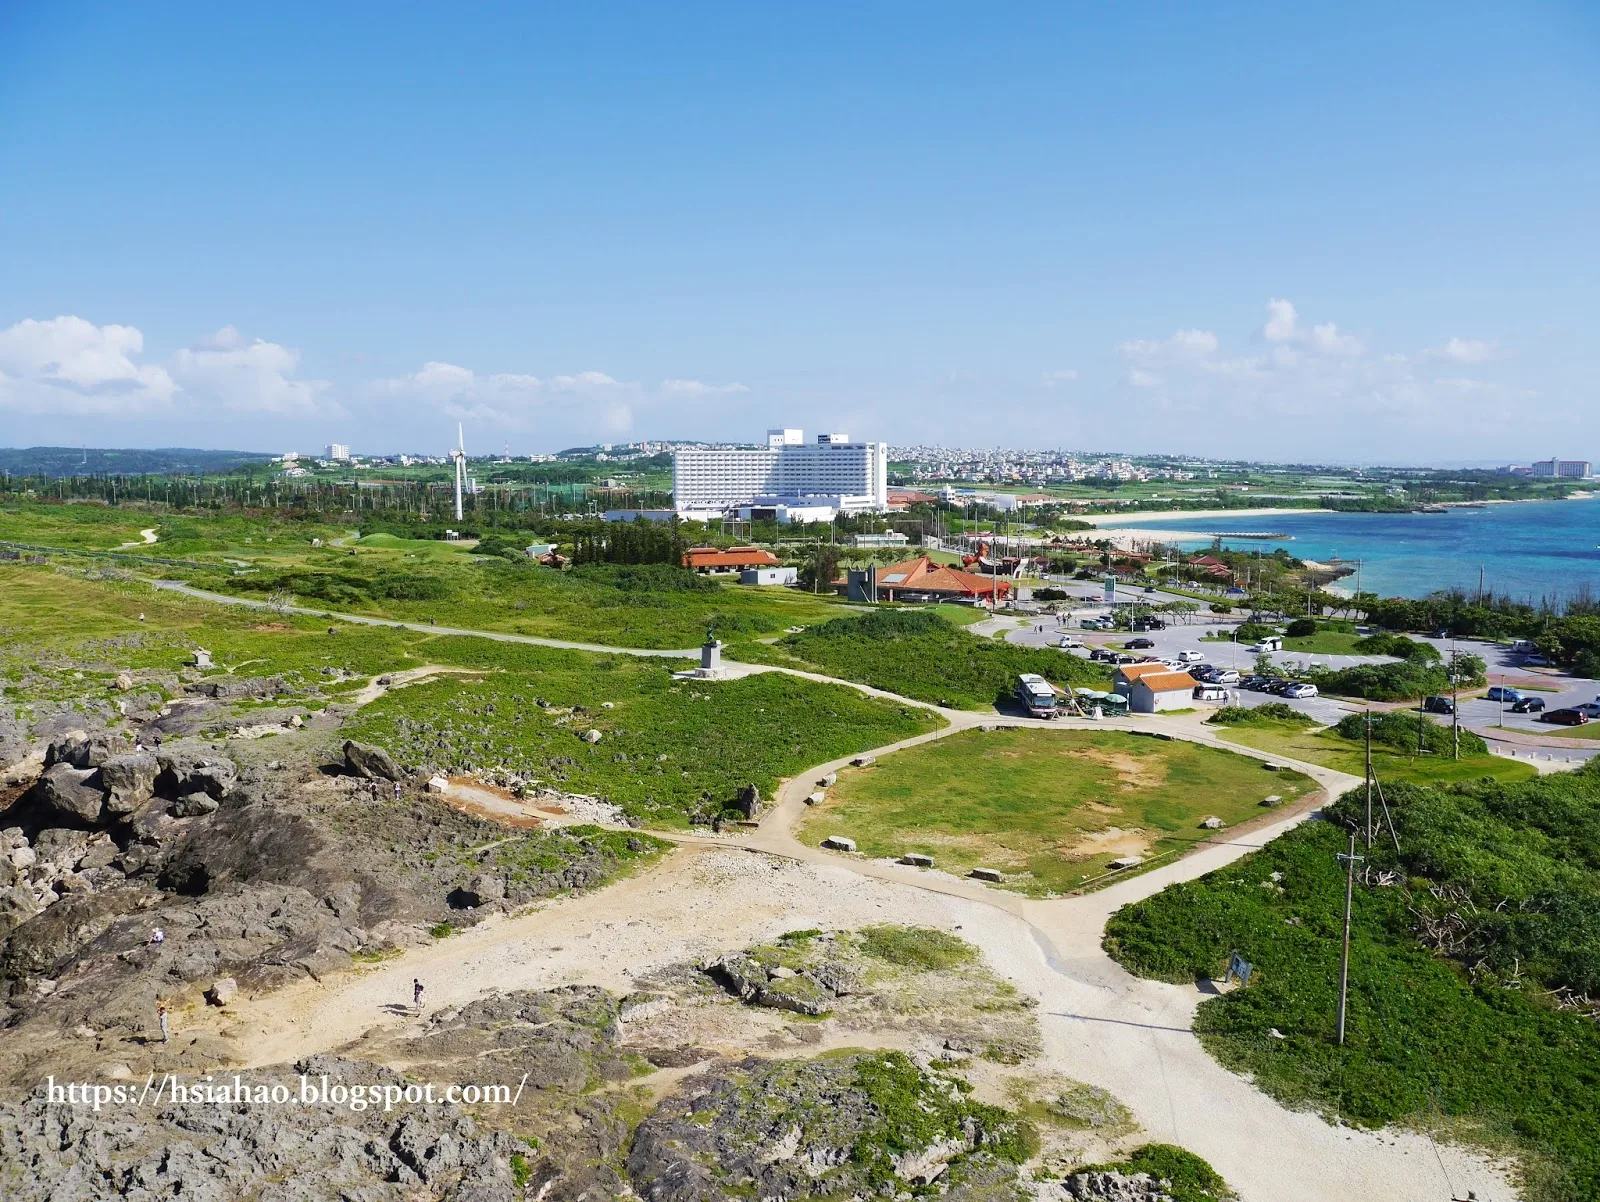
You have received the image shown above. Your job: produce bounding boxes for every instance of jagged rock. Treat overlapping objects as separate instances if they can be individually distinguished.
[426,775,450,793]
[704,953,767,1000]
[970,867,1004,883]
[806,958,860,997]
[9,845,37,870]
[447,873,505,909]
[1199,816,1224,830]
[99,753,160,816]
[755,974,833,1017]
[156,751,238,800]
[113,672,133,692]
[821,835,856,852]
[169,791,220,818]
[206,976,238,1005]
[44,731,122,771]
[582,728,603,744]
[343,740,404,781]
[36,763,107,825]
[734,783,764,819]
[850,754,876,768]
[1065,1169,1177,1201]
[900,853,934,867]
[186,675,286,700]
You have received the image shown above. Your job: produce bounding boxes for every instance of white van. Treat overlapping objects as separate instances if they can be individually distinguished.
[1193,684,1229,702]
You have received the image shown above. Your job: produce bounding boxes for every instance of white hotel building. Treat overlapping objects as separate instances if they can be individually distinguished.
[672,429,890,521]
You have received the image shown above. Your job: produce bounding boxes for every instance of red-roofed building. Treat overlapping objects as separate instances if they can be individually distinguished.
[683,545,781,572]
[835,556,1013,602]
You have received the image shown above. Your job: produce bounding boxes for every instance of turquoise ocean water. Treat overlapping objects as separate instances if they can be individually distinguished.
[1111,496,1600,601]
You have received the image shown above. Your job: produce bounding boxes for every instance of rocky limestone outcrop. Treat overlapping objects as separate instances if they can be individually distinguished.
[343,740,405,781]
[0,1054,527,1202]
[1065,1170,1178,1201]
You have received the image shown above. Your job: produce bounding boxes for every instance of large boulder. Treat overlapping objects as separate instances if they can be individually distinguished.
[36,763,107,826]
[44,731,120,771]
[734,783,764,819]
[98,753,160,816]
[156,751,238,800]
[342,740,404,782]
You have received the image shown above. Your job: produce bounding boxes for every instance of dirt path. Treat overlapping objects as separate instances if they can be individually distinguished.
[113,528,159,550]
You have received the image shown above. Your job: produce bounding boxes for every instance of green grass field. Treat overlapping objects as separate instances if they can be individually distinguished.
[729,609,1110,710]
[0,502,165,550]
[0,566,940,821]
[1214,719,1537,787]
[797,727,1314,895]
[1282,631,1368,655]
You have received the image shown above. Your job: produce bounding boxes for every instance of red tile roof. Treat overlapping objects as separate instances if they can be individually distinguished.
[857,556,1012,598]
[683,545,781,570]
[1130,670,1197,692]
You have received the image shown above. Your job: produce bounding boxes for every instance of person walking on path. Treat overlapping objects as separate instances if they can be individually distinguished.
[412,979,424,1013]
[158,1005,169,1044]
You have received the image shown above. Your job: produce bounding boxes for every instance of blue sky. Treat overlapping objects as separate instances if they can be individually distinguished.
[1,3,1596,461]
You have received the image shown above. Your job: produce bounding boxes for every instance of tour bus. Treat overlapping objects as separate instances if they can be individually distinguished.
[1014,673,1059,718]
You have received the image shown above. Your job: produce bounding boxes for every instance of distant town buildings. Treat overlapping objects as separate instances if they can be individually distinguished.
[672,428,890,520]
[326,444,350,461]
[1531,458,1592,480]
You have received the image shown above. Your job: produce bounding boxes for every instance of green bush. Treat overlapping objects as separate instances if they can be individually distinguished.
[1333,710,1488,757]
[1351,631,1441,662]
[1079,1144,1234,1202]
[1233,621,1276,642]
[1285,618,1317,638]
[1206,703,1315,728]
[1104,759,1600,1201]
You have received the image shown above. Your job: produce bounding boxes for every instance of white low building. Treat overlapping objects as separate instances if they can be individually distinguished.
[740,566,799,586]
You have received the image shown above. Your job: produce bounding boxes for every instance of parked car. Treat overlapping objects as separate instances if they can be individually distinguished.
[1213,669,1241,685]
[1511,696,1546,714]
[1282,683,1319,699]
[1127,637,1155,649]
[1542,708,1589,726]
[1485,686,1523,703]
[1241,675,1272,690]
[1523,654,1552,667]
[1143,585,1156,594]
[1178,649,1205,663]
[1111,653,1140,665]
[1422,696,1456,715]
[1575,702,1600,719]
[1267,680,1299,696]
[1088,648,1114,662]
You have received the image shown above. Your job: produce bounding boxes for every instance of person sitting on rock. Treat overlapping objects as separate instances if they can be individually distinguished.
[150,928,165,946]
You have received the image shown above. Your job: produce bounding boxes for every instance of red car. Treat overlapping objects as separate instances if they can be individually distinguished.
[1541,708,1590,726]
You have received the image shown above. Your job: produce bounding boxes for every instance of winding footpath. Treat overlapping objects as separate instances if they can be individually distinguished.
[156,580,1513,1202]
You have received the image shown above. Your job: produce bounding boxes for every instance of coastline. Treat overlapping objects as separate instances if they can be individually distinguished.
[1079,506,1332,527]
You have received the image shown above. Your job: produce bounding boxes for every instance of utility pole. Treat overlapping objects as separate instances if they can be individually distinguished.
[1336,834,1364,1046]
[1364,711,1374,849]
[1451,641,1460,760]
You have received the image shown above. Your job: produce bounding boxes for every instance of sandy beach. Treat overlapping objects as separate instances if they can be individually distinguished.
[1079,506,1331,527]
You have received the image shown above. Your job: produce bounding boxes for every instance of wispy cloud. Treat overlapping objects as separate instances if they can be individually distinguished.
[660,378,749,396]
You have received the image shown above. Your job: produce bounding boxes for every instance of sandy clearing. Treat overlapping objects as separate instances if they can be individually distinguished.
[346,665,485,707]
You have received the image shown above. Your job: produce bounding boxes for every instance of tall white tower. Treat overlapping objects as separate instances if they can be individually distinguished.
[450,424,467,521]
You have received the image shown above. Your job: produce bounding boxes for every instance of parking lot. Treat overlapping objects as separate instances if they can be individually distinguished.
[1001,601,1600,761]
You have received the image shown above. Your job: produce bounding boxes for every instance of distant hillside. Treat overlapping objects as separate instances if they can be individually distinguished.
[0,447,277,477]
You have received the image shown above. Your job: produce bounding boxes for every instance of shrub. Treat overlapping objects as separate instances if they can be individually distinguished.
[1078,1144,1234,1202]
[1233,621,1276,642]
[1207,703,1315,728]
[1209,602,1233,614]
[1285,617,1317,638]
[1333,711,1488,757]
[1351,631,1440,662]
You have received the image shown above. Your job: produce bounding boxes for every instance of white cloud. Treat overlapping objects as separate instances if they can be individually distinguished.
[1263,298,1298,342]
[0,315,176,415]
[370,361,633,433]
[1127,368,1161,388]
[1120,329,1217,359]
[170,327,328,414]
[1309,321,1364,356]
[660,378,749,396]
[1432,337,1496,363]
